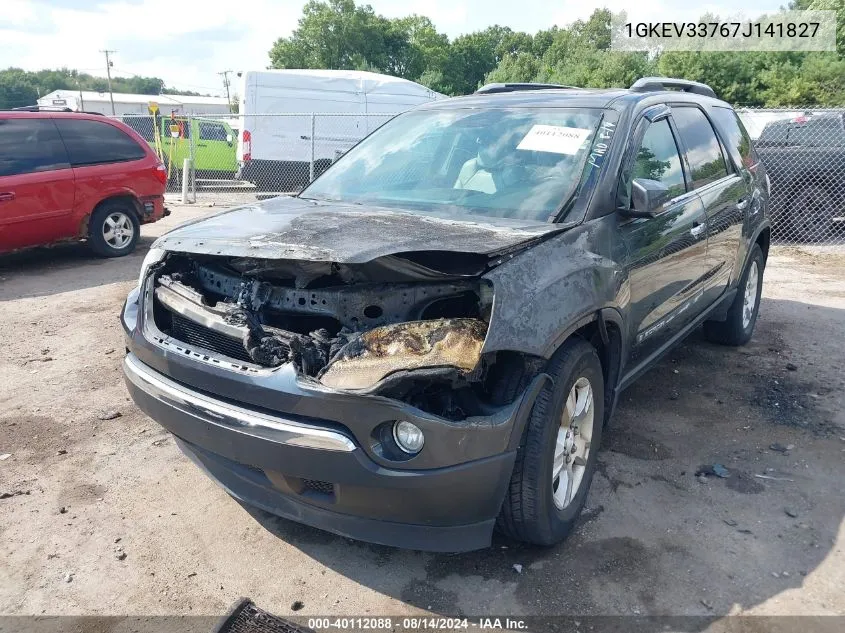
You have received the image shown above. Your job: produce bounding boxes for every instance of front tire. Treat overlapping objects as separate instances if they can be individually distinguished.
[703,244,764,346]
[497,338,604,546]
[87,202,140,257]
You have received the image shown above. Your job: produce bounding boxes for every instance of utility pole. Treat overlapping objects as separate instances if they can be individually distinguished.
[218,70,233,111]
[100,49,117,115]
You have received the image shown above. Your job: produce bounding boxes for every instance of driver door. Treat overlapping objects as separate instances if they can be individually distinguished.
[618,112,711,371]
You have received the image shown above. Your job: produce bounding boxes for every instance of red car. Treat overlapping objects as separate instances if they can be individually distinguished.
[0,110,168,257]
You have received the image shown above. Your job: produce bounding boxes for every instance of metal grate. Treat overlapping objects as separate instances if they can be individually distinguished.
[302,479,334,495]
[170,312,253,363]
[214,599,316,633]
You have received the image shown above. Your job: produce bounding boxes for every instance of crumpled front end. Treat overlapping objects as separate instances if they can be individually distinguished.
[140,250,544,421]
[121,248,548,551]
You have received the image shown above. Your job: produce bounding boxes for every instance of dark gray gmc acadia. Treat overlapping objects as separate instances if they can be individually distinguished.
[122,77,771,552]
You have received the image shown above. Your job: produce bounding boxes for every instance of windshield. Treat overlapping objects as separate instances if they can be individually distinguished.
[300,107,604,222]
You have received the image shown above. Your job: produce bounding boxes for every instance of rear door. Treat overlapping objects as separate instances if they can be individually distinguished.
[0,117,75,251]
[671,105,748,304]
[53,118,147,214]
[618,111,711,369]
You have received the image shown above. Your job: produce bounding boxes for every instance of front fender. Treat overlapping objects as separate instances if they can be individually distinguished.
[481,216,627,359]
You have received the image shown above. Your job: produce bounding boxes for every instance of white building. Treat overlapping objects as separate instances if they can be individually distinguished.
[37,90,230,116]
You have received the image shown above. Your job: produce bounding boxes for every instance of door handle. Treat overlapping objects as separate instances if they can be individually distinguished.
[0,192,15,202]
[690,223,706,239]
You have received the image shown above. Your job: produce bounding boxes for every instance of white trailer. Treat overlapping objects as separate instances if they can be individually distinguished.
[236,69,444,189]
[37,91,230,117]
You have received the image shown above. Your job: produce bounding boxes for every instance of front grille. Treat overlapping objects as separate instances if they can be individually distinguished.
[169,312,253,363]
[302,479,334,495]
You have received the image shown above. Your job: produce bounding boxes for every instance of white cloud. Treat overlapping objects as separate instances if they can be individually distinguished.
[4,0,37,26]
[1,0,776,95]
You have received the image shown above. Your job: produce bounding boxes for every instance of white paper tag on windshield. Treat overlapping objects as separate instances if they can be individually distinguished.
[517,125,592,154]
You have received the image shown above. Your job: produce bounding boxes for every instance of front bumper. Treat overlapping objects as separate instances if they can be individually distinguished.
[124,352,515,551]
[121,286,547,551]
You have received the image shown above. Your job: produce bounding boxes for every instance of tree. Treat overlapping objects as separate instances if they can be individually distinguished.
[0,68,39,109]
[264,2,845,104]
[0,67,204,109]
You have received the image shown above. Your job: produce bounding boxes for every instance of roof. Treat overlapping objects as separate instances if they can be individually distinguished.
[0,110,134,123]
[420,88,632,110]
[420,85,729,111]
[38,90,228,106]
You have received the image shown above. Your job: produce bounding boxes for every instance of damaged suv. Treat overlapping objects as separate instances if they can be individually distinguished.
[122,78,770,551]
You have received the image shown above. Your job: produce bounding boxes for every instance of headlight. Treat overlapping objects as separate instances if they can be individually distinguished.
[319,318,486,390]
[138,248,166,288]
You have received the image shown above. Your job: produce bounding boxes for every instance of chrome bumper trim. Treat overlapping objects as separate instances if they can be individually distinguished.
[123,353,356,452]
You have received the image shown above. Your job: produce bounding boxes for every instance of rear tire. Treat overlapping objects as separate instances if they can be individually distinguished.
[703,244,764,346]
[87,201,140,257]
[496,338,604,546]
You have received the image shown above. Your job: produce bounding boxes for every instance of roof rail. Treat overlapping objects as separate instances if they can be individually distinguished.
[8,105,73,112]
[474,82,577,95]
[630,77,717,99]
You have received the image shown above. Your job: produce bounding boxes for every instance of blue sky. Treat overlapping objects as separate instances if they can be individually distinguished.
[2,0,779,96]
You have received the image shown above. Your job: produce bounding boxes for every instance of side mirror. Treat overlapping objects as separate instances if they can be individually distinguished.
[622,178,671,218]
[226,133,234,146]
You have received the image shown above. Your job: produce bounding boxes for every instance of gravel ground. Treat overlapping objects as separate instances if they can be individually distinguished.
[1,207,844,622]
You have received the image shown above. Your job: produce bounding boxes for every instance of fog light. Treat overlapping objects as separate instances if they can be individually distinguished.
[392,420,425,454]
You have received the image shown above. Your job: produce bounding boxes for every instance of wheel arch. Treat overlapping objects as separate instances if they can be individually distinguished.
[78,193,143,238]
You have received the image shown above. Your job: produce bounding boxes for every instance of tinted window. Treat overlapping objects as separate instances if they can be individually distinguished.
[624,119,686,204]
[672,107,729,188]
[711,107,757,169]
[0,118,70,177]
[788,117,845,147]
[758,121,790,147]
[199,122,228,141]
[55,119,146,166]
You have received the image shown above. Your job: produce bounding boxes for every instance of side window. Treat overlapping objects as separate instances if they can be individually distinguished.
[621,118,686,207]
[789,117,845,148]
[55,119,146,166]
[671,107,729,188]
[710,106,758,169]
[199,122,228,141]
[0,118,70,177]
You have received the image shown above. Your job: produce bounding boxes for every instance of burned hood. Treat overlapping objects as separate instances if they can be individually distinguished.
[153,196,564,263]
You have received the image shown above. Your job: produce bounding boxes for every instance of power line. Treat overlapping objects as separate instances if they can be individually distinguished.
[100,49,117,115]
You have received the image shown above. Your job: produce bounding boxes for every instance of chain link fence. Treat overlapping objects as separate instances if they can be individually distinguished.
[117,108,844,244]
[738,107,845,244]
[116,112,396,206]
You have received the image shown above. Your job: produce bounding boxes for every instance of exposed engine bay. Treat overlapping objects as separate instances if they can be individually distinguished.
[148,253,530,419]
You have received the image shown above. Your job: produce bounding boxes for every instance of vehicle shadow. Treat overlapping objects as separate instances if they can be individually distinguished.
[0,238,156,301]
[240,298,845,619]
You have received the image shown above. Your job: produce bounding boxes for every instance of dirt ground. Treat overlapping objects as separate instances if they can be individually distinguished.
[1,206,844,622]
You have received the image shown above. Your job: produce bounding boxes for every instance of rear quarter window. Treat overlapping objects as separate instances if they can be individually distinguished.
[54,118,146,166]
[710,106,758,169]
[0,118,71,177]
